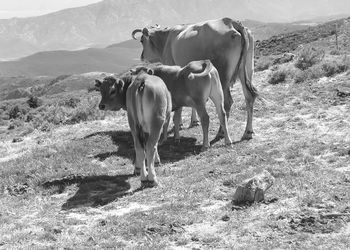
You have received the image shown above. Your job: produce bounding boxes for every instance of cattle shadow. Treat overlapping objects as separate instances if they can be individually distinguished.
[84,130,202,163]
[42,174,134,210]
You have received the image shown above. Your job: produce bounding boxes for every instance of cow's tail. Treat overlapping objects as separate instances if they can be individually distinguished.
[230,19,258,99]
[136,81,148,148]
[186,60,213,80]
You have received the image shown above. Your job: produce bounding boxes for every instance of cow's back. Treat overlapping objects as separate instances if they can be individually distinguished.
[170,18,241,67]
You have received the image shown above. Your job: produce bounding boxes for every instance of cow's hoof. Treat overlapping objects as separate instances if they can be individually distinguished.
[225,140,233,147]
[188,120,200,128]
[133,168,141,176]
[155,161,162,167]
[201,145,210,152]
[141,180,159,188]
[241,131,254,141]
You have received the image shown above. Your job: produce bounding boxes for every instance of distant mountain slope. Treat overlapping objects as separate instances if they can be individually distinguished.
[256,17,350,56]
[1,0,348,60]
[0,40,141,77]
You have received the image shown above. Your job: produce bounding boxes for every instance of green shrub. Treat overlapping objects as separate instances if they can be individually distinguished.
[27,96,42,108]
[8,105,29,119]
[322,61,343,77]
[294,65,324,83]
[295,46,325,70]
[255,56,273,72]
[268,69,287,85]
[58,97,80,108]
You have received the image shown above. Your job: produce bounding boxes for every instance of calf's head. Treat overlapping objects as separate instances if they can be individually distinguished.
[95,76,125,111]
[130,66,154,76]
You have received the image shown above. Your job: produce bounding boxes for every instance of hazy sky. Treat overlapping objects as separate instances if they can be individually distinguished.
[0,0,349,21]
[0,0,102,19]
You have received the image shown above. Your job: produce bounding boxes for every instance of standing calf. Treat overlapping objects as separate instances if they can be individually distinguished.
[95,73,172,187]
[132,60,232,149]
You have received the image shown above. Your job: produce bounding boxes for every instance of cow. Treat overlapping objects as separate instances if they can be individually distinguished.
[95,73,172,187]
[132,17,258,141]
[131,59,232,150]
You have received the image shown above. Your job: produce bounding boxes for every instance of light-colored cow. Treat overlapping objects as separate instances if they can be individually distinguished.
[131,60,232,150]
[132,17,258,140]
[95,74,172,187]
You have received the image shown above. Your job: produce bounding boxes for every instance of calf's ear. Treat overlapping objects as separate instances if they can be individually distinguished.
[146,68,154,75]
[94,79,102,91]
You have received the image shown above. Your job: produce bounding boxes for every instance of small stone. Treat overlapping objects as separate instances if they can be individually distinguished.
[221,215,230,221]
[12,137,23,143]
[232,170,275,205]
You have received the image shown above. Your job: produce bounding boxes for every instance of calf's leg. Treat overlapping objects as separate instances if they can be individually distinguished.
[209,85,232,146]
[194,102,210,150]
[173,109,182,144]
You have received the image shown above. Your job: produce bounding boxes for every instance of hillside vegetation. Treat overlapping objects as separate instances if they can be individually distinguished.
[0,16,350,249]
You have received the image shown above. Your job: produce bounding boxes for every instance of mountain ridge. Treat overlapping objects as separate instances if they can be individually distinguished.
[1,0,348,60]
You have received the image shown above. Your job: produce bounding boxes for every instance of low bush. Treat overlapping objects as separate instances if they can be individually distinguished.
[321,61,344,77]
[295,46,325,70]
[27,96,42,108]
[255,56,274,72]
[294,65,324,83]
[8,105,29,119]
[268,69,287,85]
[59,97,80,108]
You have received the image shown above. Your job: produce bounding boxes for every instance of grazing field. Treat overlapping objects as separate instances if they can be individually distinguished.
[1,55,349,248]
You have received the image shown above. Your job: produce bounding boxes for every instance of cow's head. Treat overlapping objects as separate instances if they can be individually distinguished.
[95,76,126,111]
[132,25,166,63]
[130,65,154,76]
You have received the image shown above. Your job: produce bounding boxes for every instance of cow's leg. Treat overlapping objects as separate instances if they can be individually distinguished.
[173,107,184,130]
[240,31,256,140]
[215,86,233,140]
[154,147,161,166]
[159,112,171,145]
[239,67,256,140]
[189,108,200,128]
[127,113,145,176]
[132,132,147,180]
[209,86,232,146]
[173,109,182,144]
[195,102,210,150]
[143,123,163,188]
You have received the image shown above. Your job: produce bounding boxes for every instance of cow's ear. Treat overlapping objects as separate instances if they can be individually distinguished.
[146,68,154,75]
[94,79,102,91]
[115,79,125,93]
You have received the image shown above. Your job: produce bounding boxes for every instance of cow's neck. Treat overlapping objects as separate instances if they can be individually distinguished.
[152,29,172,64]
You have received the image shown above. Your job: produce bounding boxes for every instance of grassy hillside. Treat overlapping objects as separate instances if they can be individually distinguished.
[0,15,350,249]
[256,17,350,56]
[0,44,350,248]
